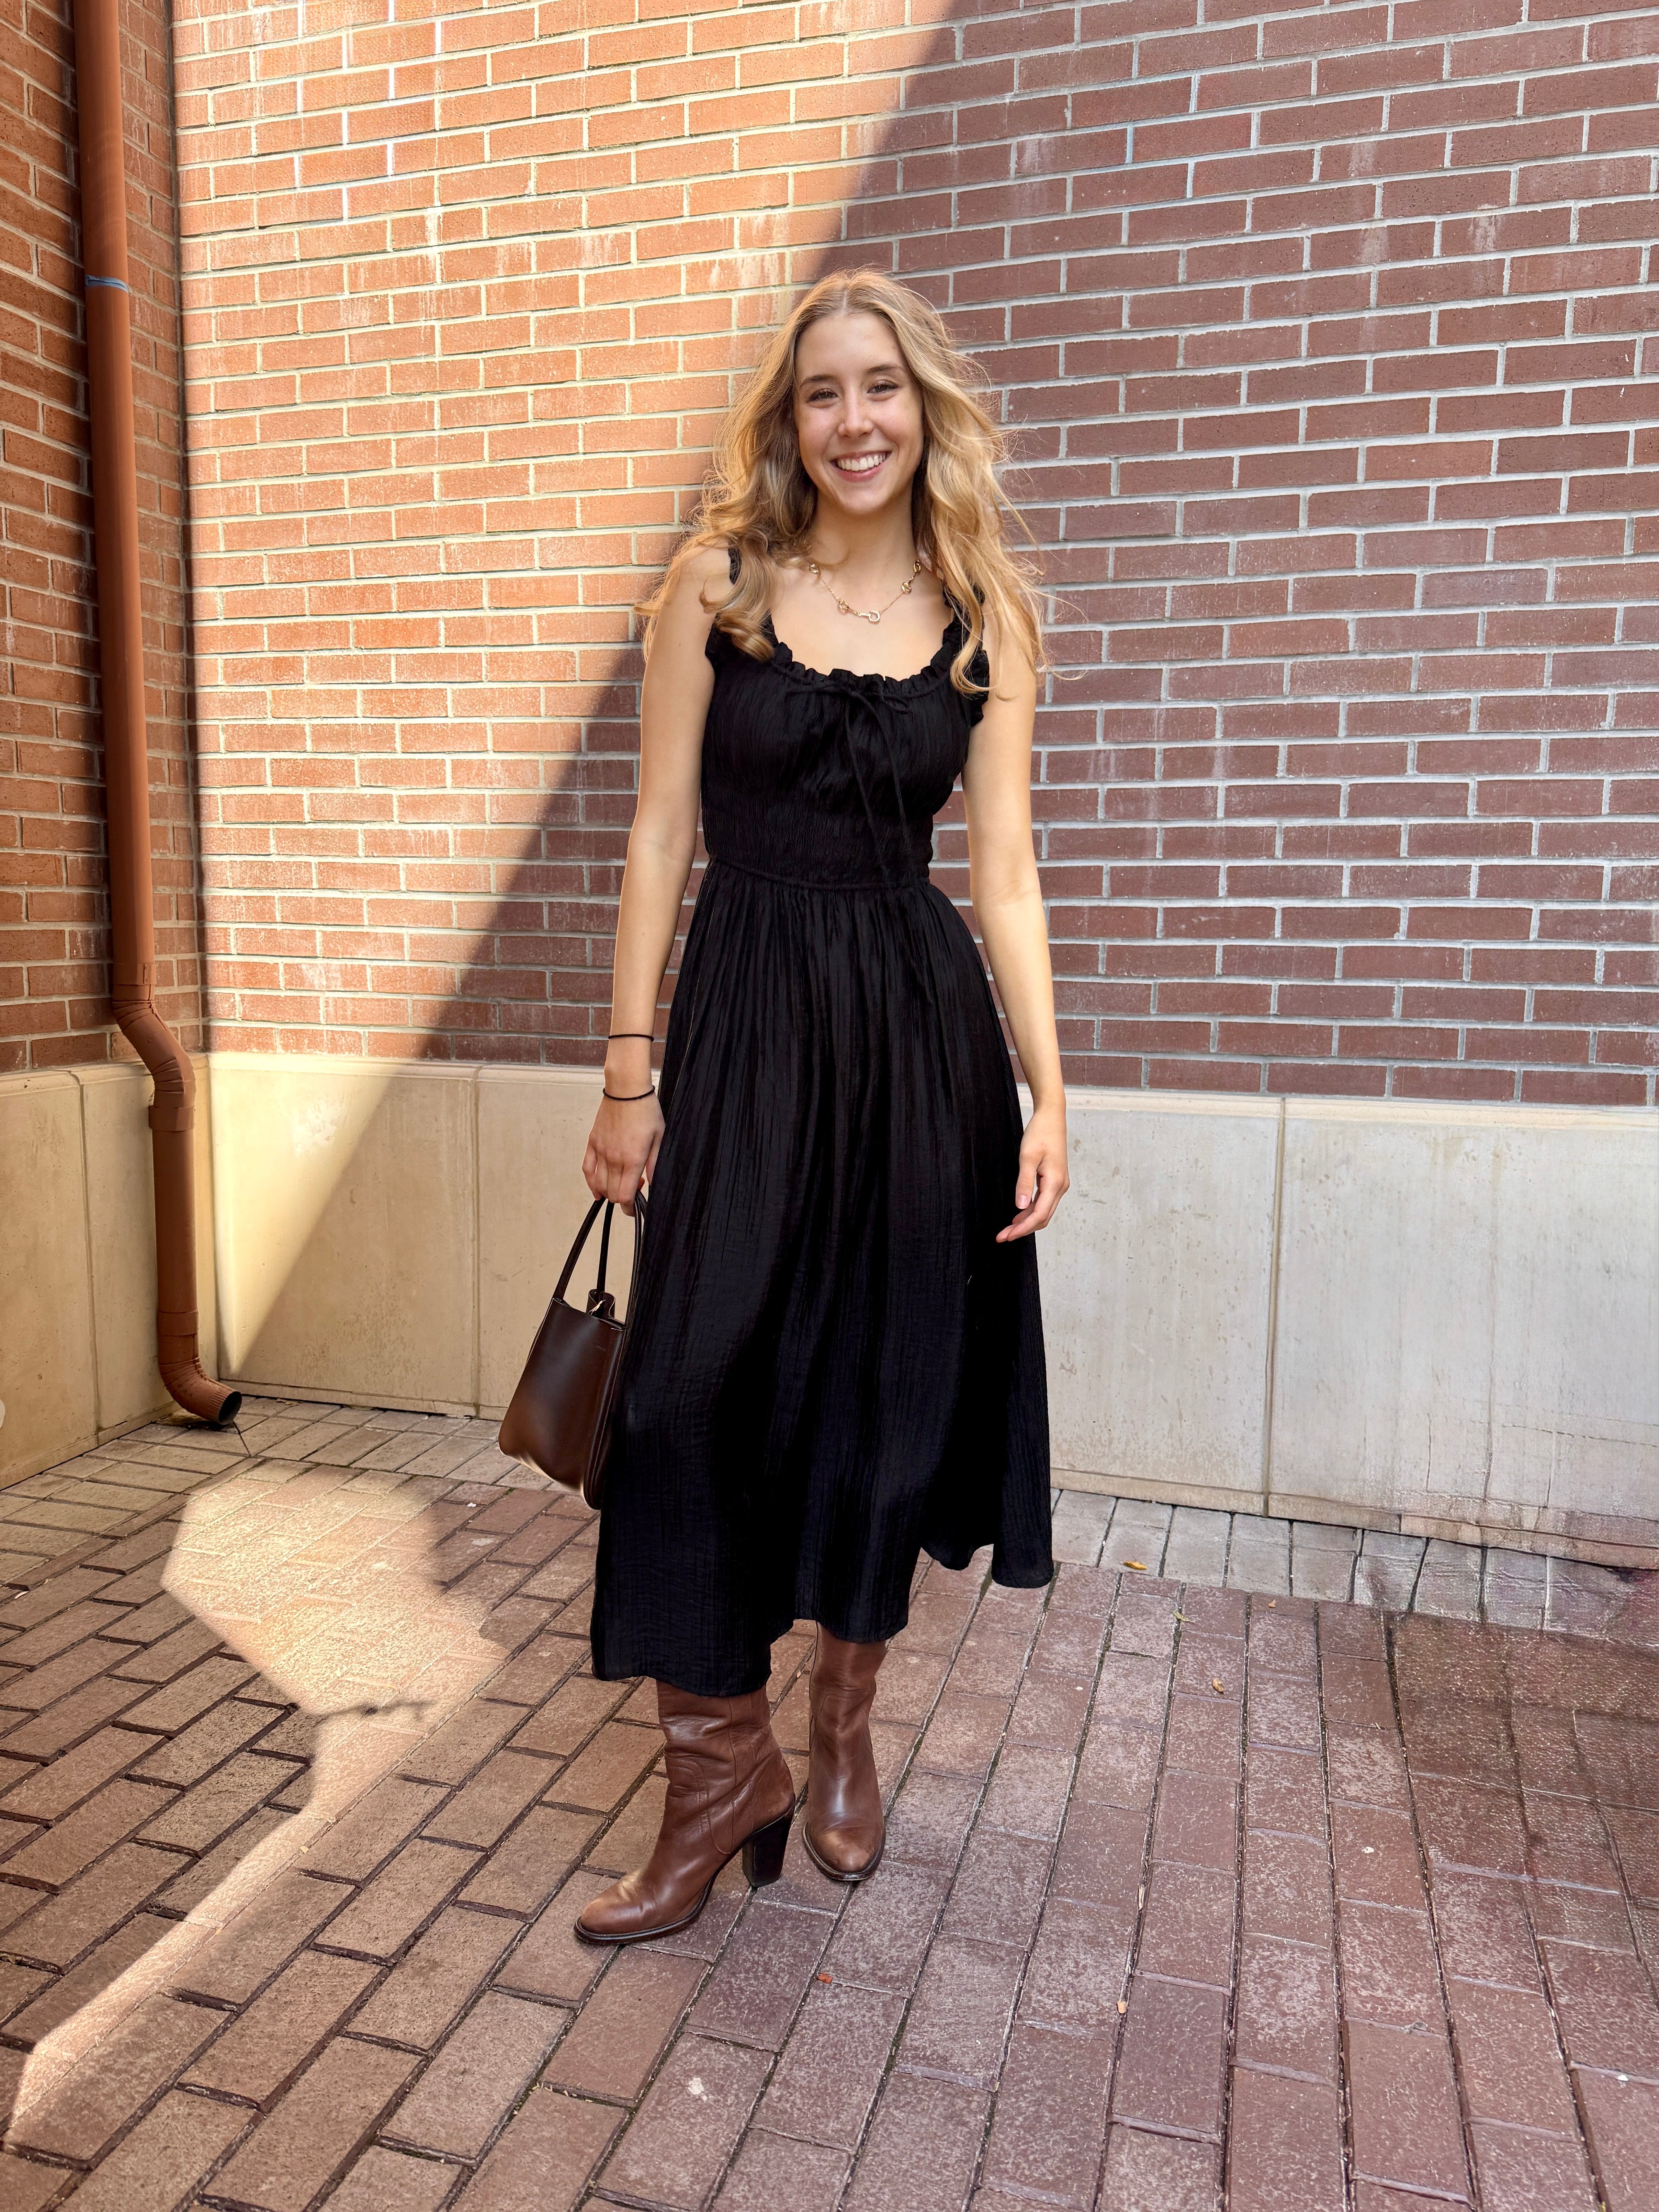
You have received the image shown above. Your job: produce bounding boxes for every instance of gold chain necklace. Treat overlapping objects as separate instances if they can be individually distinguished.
[808,556,923,626]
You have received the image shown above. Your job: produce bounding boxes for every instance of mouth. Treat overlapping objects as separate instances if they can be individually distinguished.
[830,450,890,479]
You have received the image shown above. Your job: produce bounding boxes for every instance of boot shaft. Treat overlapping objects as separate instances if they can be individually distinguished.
[805,1629,887,1883]
[811,1631,887,1733]
[658,1682,785,1860]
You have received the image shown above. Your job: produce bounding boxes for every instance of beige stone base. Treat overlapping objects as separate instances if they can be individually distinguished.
[202,1055,634,1421]
[0,1063,219,1483]
[1045,1087,1656,1570]
[4,1055,1654,1568]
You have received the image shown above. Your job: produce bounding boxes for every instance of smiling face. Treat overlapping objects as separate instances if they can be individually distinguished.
[792,310,926,526]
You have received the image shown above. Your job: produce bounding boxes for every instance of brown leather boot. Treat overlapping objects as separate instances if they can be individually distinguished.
[803,1628,887,1883]
[575,1682,795,1945]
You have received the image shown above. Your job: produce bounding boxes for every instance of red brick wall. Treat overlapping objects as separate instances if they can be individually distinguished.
[0,0,204,1073]
[172,0,1656,1103]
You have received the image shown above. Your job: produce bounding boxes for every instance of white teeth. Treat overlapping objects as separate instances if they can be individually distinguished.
[835,453,887,473]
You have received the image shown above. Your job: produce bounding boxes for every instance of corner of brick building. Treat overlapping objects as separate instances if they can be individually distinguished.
[0,0,205,1076]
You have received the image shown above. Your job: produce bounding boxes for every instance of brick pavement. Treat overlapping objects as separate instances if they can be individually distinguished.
[0,1397,1650,2209]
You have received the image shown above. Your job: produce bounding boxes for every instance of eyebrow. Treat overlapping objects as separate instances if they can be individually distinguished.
[797,360,907,387]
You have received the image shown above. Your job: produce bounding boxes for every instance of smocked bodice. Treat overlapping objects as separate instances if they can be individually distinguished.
[701,614,988,889]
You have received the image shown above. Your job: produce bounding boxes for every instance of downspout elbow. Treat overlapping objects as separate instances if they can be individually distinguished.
[111,981,193,1131]
[157,1338,241,1430]
[112,989,240,1428]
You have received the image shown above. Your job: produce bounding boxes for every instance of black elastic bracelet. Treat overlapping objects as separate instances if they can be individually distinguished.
[603,1084,656,1102]
[606,1031,657,1042]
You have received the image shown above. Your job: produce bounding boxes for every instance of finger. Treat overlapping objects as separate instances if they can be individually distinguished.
[1029,1155,1068,1219]
[999,1160,1063,1240]
[1027,1185,1065,1231]
[1015,1143,1050,1210]
[997,1182,1040,1241]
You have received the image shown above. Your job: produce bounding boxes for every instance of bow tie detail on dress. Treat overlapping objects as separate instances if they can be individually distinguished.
[824,676,913,892]
[821,676,942,1012]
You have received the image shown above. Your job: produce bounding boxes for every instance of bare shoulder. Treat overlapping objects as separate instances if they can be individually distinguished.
[677,542,737,612]
[647,544,733,681]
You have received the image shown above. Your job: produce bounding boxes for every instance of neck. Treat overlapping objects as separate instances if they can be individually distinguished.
[803,504,917,582]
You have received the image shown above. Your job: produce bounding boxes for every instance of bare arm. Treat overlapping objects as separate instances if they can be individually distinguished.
[960,639,1069,1242]
[583,551,725,1212]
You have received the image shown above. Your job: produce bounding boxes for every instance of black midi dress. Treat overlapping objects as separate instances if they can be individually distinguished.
[588,596,1054,1699]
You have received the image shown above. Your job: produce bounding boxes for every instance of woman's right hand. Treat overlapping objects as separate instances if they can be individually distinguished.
[583,1093,664,1214]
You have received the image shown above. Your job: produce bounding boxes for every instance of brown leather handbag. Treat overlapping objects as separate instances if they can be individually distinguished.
[498,1194,646,1507]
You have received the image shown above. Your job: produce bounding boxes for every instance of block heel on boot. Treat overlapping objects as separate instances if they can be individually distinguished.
[741,1810,792,1887]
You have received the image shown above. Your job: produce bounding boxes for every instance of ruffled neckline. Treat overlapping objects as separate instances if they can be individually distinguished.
[763,613,967,697]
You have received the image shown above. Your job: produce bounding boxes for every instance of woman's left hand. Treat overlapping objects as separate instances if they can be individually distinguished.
[996,1102,1069,1242]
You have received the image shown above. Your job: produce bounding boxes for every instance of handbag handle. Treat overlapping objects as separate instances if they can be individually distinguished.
[553,1192,647,1311]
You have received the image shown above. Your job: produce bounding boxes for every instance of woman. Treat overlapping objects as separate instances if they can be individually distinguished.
[576,270,1068,1945]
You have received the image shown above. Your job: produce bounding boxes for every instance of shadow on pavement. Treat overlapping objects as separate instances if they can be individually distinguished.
[0,1458,571,2147]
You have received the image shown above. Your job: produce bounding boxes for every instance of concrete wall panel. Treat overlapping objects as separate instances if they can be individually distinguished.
[1044,1091,1280,1513]
[210,1056,477,1412]
[0,1074,97,1484]
[1271,1100,1658,1558]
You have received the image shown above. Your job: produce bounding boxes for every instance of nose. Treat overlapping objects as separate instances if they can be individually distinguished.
[838,389,871,437]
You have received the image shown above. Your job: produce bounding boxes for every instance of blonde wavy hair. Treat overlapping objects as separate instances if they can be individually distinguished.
[639,270,1044,695]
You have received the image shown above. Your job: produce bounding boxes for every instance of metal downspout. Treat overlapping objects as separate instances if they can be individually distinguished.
[72,0,238,1427]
